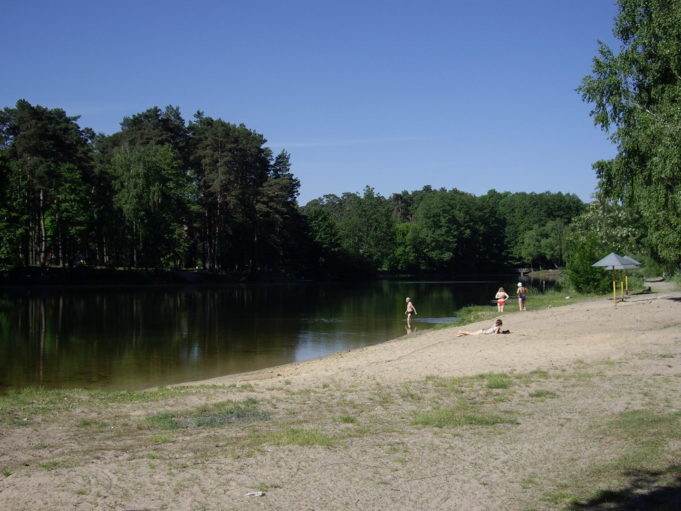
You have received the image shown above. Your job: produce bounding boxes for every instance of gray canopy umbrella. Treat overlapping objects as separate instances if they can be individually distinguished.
[592,252,640,270]
[592,253,641,305]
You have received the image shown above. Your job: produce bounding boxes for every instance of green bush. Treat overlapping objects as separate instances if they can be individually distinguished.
[564,234,611,294]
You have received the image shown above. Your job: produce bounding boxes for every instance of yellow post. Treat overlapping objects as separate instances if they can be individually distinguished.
[612,279,617,306]
[620,280,624,300]
[625,274,629,295]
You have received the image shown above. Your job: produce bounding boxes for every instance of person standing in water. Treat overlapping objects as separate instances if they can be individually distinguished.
[495,287,509,312]
[517,282,528,311]
[405,297,417,327]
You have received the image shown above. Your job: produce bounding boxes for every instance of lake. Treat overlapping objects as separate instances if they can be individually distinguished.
[0,279,543,392]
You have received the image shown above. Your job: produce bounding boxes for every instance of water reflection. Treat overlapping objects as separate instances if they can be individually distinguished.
[0,279,551,391]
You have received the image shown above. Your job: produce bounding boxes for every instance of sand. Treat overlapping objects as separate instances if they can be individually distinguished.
[1,285,680,510]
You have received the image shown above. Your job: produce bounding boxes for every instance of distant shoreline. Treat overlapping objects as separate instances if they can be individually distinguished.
[0,267,536,287]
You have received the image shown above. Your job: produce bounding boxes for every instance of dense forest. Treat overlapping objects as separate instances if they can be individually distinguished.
[0,100,587,280]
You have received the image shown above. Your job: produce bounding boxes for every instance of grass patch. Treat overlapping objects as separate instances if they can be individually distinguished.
[0,386,205,425]
[146,398,268,430]
[604,409,681,467]
[39,460,62,470]
[76,419,108,428]
[412,401,518,428]
[528,389,559,399]
[481,373,512,389]
[260,428,335,447]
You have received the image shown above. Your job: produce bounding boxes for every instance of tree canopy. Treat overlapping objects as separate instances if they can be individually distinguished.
[579,0,681,268]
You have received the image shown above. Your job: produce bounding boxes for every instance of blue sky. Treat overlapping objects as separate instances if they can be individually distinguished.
[2,0,619,205]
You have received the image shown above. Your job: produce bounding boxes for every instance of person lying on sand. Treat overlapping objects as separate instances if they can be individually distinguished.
[457,319,509,336]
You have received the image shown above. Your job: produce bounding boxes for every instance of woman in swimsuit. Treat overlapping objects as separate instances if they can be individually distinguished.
[457,319,503,337]
[495,287,509,312]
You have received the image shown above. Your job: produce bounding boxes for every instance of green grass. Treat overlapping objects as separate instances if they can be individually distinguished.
[76,419,108,428]
[481,373,513,389]
[606,409,681,459]
[146,398,268,429]
[0,386,207,423]
[528,389,558,399]
[540,409,681,509]
[259,428,336,447]
[412,399,518,428]
[39,460,61,470]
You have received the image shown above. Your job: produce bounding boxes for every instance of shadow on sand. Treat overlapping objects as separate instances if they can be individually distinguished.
[570,466,681,510]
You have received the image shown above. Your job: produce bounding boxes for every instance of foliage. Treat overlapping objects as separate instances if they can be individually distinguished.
[0,99,589,279]
[109,144,193,268]
[578,0,681,268]
[564,232,613,293]
[0,99,94,267]
[497,191,584,267]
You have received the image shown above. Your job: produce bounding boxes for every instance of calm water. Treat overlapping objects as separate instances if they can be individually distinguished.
[0,279,542,392]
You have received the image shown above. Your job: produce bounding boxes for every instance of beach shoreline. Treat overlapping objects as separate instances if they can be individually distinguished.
[187,287,681,390]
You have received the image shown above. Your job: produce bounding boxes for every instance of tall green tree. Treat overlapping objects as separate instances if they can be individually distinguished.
[109,144,193,268]
[0,100,94,266]
[189,114,273,272]
[0,151,28,268]
[115,106,190,164]
[254,150,306,274]
[579,0,681,267]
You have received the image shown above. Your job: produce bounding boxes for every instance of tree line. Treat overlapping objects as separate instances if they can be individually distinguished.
[0,99,588,279]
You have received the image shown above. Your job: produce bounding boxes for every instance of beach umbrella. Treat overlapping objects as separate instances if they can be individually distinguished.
[621,255,641,267]
[591,252,639,270]
[592,253,641,305]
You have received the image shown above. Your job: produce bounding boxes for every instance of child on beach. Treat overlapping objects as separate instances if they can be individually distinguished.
[495,287,510,312]
[457,319,507,337]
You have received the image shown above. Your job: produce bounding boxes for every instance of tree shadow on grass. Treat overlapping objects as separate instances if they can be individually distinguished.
[570,466,681,510]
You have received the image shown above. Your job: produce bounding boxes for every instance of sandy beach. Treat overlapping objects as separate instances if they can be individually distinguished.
[1,285,680,510]
[199,286,680,390]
